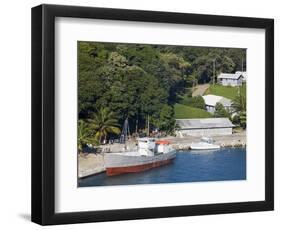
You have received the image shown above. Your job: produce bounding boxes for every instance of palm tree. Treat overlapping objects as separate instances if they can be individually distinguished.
[78,120,98,154]
[239,111,247,129]
[231,89,246,113]
[231,88,247,129]
[89,108,121,144]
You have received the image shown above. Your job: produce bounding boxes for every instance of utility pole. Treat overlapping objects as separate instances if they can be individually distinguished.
[135,113,138,135]
[147,115,150,137]
[242,56,244,72]
[127,118,130,140]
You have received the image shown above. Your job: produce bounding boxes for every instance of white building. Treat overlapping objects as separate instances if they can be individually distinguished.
[235,71,247,82]
[175,118,234,137]
[217,72,243,86]
[202,94,232,114]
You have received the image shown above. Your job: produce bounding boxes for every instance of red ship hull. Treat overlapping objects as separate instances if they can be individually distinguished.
[106,158,174,176]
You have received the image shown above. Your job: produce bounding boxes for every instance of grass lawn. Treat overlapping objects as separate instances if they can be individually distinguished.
[204,84,246,100]
[174,103,212,119]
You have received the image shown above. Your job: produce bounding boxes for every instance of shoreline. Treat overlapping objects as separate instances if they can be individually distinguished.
[78,131,246,179]
[168,132,246,150]
[175,143,246,151]
[78,154,106,178]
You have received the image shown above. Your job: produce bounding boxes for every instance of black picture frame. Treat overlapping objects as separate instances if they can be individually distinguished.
[31,4,274,225]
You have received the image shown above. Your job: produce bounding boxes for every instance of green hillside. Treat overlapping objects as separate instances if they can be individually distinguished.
[205,84,246,100]
[174,103,212,119]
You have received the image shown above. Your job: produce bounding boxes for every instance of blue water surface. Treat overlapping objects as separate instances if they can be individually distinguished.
[78,147,246,187]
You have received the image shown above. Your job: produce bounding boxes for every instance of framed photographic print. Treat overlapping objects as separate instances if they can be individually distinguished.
[31,4,274,225]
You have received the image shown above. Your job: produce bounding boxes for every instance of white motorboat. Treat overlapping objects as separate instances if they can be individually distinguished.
[190,137,221,150]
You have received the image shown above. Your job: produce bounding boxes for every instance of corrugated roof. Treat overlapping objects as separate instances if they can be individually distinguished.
[203,94,232,107]
[176,118,234,129]
[217,72,242,80]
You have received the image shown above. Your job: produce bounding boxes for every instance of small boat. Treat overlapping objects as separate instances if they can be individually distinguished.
[104,138,176,176]
[190,137,221,150]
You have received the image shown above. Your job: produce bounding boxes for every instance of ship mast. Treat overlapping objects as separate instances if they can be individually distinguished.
[120,118,130,144]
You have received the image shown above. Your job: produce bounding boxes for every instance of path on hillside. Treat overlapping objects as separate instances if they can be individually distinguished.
[192,84,210,97]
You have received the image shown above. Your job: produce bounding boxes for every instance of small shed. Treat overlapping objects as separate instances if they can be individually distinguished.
[202,94,232,114]
[175,118,234,137]
[217,72,243,86]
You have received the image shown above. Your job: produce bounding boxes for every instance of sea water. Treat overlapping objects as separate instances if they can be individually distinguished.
[78,147,246,187]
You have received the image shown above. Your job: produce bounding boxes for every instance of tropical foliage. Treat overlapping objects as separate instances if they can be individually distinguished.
[214,103,230,118]
[231,87,247,129]
[88,108,121,144]
[232,91,247,113]
[78,41,246,144]
[77,120,98,153]
[154,105,175,134]
[239,111,247,129]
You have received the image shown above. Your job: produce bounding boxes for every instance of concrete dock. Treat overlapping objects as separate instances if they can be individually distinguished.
[78,154,105,178]
[165,132,246,150]
[78,131,246,178]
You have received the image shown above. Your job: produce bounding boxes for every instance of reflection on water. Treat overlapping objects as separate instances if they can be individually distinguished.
[78,147,246,187]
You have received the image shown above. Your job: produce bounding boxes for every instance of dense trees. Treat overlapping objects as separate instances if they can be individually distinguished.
[156,105,175,134]
[78,41,246,142]
[78,120,98,153]
[214,103,230,118]
[231,88,247,129]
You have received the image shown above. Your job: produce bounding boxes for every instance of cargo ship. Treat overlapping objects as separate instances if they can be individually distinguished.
[104,138,176,176]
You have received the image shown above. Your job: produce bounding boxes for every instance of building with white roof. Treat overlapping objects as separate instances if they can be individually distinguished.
[202,94,232,114]
[235,71,247,82]
[175,118,234,136]
[217,72,243,86]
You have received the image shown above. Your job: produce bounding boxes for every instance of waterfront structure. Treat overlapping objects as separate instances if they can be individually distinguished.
[217,72,243,86]
[202,94,232,113]
[175,118,234,136]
